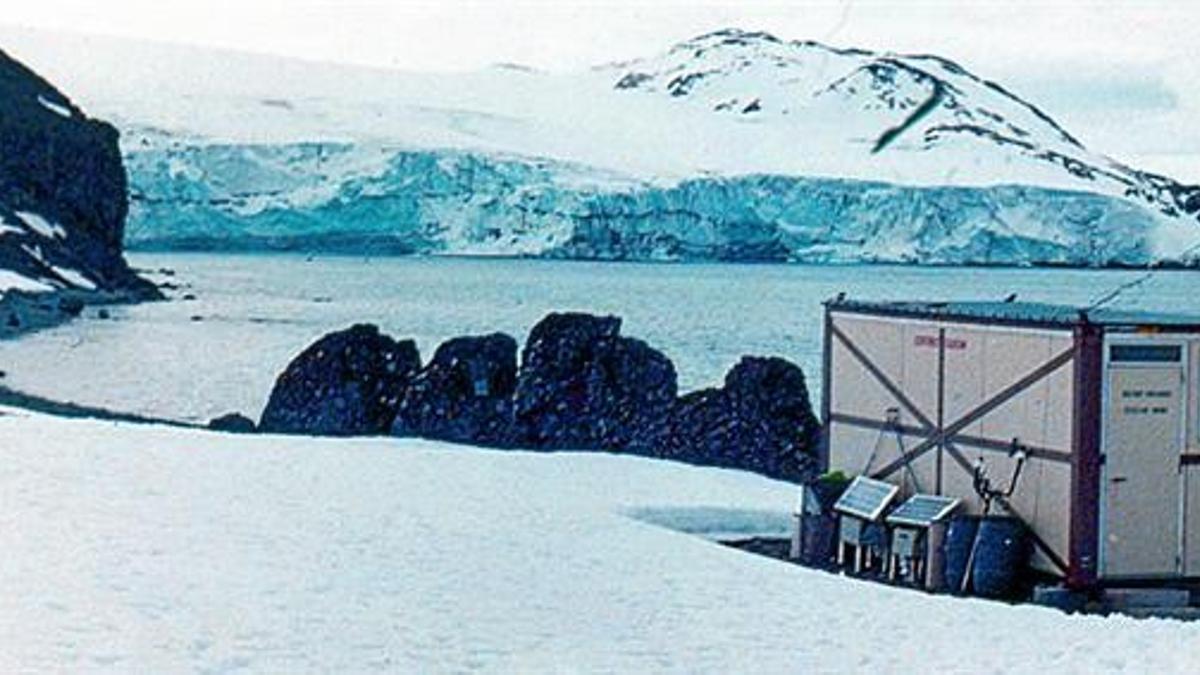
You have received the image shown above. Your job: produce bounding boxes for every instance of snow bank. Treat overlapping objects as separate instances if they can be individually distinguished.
[1,409,1196,672]
[16,210,67,239]
[0,269,53,294]
[36,94,72,119]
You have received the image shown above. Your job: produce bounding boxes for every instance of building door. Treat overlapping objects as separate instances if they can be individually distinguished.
[1102,346,1184,578]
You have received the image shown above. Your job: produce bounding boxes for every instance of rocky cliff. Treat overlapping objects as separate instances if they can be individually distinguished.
[0,48,156,335]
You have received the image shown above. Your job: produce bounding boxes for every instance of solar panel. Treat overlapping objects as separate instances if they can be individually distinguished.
[886,494,960,527]
[832,476,898,521]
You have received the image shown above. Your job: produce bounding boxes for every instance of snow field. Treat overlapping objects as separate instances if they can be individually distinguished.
[1,408,1197,672]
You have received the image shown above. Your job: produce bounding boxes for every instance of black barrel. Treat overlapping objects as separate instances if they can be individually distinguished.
[800,512,838,566]
[799,478,847,566]
[971,516,1029,598]
[942,515,981,594]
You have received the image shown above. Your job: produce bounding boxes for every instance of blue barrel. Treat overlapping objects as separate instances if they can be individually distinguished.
[971,516,1029,598]
[942,515,981,594]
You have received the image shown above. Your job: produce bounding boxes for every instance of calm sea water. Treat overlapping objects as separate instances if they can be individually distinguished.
[0,253,1197,423]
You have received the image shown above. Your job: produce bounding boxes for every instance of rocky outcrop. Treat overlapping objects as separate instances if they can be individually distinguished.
[261,314,819,482]
[0,48,156,301]
[653,357,822,482]
[259,324,420,436]
[392,333,519,445]
[208,412,257,434]
[513,313,677,450]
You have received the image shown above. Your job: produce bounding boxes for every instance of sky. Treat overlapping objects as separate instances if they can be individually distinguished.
[3,0,1198,181]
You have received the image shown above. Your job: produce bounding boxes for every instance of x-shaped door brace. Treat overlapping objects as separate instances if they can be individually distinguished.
[830,324,1076,572]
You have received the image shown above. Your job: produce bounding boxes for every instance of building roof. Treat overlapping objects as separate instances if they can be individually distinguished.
[827,299,1200,330]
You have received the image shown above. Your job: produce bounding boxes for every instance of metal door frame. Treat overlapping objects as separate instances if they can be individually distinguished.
[1098,335,1189,578]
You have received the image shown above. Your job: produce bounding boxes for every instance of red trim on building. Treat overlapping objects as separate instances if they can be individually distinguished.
[1068,321,1104,590]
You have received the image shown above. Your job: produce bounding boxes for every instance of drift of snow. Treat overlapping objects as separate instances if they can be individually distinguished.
[0,269,54,294]
[1,409,1197,672]
[16,210,67,239]
[36,93,72,118]
[0,215,24,237]
[49,265,95,290]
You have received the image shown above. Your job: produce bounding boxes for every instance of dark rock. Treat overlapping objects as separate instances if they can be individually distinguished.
[96,308,110,319]
[259,324,421,436]
[392,333,519,445]
[514,312,677,450]
[653,356,821,482]
[614,72,652,90]
[0,48,157,298]
[181,293,197,301]
[57,296,85,317]
[208,412,257,434]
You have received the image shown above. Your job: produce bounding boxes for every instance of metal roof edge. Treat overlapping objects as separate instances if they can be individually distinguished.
[825,299,1200,331]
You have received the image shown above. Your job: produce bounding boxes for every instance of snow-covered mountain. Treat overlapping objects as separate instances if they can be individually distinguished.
[3,27,1198,265]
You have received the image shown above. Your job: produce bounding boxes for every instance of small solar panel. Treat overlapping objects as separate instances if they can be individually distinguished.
[886,494,960,527]
[833,476,898,521]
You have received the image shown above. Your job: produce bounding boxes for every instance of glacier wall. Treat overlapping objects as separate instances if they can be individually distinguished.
[125,143,1165,266]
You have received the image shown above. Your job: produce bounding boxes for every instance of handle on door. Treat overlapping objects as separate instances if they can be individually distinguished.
[1110,476,1128,484]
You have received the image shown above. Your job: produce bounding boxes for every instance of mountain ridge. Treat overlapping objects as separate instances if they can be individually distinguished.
[3,26,1197,266]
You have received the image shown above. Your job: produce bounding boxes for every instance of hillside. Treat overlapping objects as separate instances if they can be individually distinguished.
[2,27,1198,265]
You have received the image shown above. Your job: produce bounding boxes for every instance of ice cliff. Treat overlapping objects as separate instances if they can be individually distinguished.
[126,144,1165,266]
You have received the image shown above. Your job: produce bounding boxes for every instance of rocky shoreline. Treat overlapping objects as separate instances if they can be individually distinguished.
[0,285,160,340]
[239,312,822,483]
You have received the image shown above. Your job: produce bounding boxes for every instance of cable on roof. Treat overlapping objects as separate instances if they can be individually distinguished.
[1085,237,1200,312]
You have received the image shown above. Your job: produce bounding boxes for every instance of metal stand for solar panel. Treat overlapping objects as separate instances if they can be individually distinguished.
[885,494,960,587]
[832,408,922,574]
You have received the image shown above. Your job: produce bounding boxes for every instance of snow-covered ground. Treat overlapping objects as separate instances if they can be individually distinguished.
[1,408,1196,672]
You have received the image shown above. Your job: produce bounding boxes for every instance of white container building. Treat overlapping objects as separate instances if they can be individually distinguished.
[821,299,1200,588]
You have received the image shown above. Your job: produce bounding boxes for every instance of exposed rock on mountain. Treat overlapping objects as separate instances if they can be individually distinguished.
[259,324,421,436]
